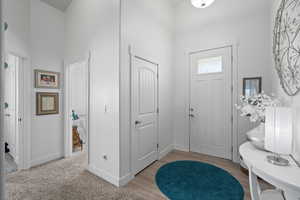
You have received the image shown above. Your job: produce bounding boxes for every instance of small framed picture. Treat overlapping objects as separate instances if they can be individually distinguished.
[243,77,262,97]
[36,92,59,115]
[35,70,60,89]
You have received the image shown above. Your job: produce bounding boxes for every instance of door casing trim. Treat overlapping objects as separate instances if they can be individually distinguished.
[63,52,91,163]
[3,52,29,170]
[129,46,159,175]
[187,43,239,163]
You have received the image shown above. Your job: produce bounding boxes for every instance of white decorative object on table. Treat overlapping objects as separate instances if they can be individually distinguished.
[240,142,300,200]
[246,125,265,151]
[265,107,293,166]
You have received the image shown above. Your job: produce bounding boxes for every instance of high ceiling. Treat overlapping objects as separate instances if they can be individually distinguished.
[40,0,72,12]
[169,0,184,6]
[41,0,184,11]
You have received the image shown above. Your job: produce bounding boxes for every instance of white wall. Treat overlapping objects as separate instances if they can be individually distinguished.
[270,0,300,161]
[3,0,31,169]
[120,0,174,178]
[173,0,273,159]
[65,0,121,185]
[3,0,30,58]
[3,0,65,167]
[30,0,65,166]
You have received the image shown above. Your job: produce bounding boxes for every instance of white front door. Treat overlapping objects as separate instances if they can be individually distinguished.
[190,47,232,160]
[3,53,19,161]
[132,56,158,175]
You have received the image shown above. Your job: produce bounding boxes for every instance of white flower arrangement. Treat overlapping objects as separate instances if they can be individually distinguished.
[236,92,281,123]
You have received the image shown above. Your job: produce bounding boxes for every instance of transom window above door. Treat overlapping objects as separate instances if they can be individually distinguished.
[197,56,223,74]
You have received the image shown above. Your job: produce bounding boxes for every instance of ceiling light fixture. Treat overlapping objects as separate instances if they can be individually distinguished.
[191,0,215,8]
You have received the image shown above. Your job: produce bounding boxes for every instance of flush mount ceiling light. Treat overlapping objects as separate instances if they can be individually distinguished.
[191,0,215,8]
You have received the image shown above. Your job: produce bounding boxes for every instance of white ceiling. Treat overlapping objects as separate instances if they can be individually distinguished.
[40,0,73,12]
[169,0,184,6]
[41,0,183,11]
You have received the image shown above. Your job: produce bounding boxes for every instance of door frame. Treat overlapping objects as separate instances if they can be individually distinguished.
[64,52,91,161]
[187,44,239,163]
[129,47,159,175]
[3,51,29,170]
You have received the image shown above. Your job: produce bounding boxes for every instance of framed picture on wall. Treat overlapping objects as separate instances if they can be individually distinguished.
[36,92,59,115]
[243,77,262,97]
[35,70,60,89]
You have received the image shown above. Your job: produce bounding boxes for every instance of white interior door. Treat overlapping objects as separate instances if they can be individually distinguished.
[190,47,232,160]
[65,59,89,156]
[132,56,158,175]
[3,53,19,161]
[70,61,88,146]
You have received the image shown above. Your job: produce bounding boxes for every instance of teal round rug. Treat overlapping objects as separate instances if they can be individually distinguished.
[155,161,244,200]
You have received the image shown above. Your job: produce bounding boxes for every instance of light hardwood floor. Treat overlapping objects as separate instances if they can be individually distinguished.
[125,150,270,200]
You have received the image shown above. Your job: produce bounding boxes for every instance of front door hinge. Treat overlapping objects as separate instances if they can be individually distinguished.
[231,115,234,123]
[231,146,233,154]
[157,108,159,114]
[157,143,159,149]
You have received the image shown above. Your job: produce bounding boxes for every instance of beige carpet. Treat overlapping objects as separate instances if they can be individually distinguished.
[5,154,142,200]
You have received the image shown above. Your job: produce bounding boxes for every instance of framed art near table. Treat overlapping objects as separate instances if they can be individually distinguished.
[243,77,262,97]
[36,92,59,115]
[35,70,60,89]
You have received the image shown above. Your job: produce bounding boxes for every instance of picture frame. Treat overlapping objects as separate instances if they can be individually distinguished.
[243,77,262,97]
[36,92,59,115]
[35,70,60,89]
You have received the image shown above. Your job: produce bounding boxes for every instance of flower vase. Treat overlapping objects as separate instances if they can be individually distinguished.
[246,123,266,151]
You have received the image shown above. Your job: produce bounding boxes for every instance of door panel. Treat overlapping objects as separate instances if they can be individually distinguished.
[190,47,232,160]
[4,54,18,160]
[138,68,156,114]
[132,56,158,175]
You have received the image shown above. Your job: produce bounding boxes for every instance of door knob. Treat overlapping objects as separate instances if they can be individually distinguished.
[135,120,142,125]
[189,114,195,118]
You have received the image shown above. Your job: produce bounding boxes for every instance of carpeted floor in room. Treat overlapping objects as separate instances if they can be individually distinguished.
[5,153,18,175]
[5,153,141,200]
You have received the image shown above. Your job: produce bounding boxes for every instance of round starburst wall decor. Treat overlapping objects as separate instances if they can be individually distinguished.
[273,0,300,96]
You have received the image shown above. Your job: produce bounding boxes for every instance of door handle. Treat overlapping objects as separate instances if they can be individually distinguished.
[135,120,142,125]
[5,114,11,117]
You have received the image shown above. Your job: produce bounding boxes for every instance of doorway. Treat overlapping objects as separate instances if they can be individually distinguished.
[189,46,233,160]
[131,55,159,175]
[3,53,24,174]
[64,58,90,158]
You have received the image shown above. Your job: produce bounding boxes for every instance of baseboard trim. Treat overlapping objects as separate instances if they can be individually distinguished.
[159,144,174,159]
[119,173,134,186]
[174,144,189,152]
[30,152,63,167]
[87,164,123,187]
